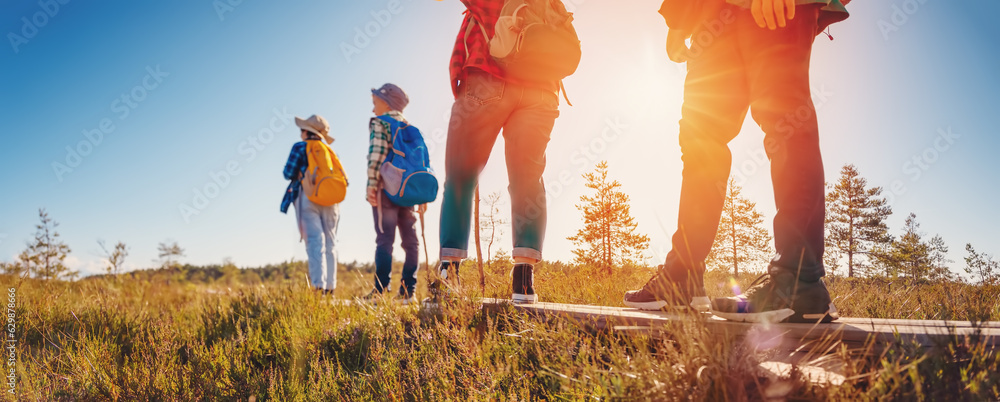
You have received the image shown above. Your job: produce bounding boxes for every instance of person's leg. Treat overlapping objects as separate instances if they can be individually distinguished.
[500,82,559,303]
[320,203,340,291]
[439,72,516,264]
[742,5,826,283]
[372,193,400,293]
[710,5,837,323]
[300,197,326,290]
[397,205,420,297]
[626,6,751,310]
[502,85,559,263]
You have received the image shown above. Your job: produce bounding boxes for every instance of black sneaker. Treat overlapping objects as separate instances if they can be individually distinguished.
[512,263,538,304]
[439,260,460,286]
[623,265,710,312]
[710,272,839,323]
[426,261,458,303]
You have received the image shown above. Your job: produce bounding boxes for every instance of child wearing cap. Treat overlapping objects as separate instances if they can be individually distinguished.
[363,83,426,304]
[281,114,343,295]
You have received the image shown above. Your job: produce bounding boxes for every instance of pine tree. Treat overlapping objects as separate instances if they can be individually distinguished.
[964,243,1000,285]
[99,240,129,275]
[0,261,24,276]
[825,164,893,277]
[926,234,952,281]
[20,209,76,281]
[157,241,185,269]
[705,179,772,276]
[568,161,650,274]
[882,213,951,281]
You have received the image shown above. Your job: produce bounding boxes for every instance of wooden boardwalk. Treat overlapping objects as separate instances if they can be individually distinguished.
[481,298,1000,354]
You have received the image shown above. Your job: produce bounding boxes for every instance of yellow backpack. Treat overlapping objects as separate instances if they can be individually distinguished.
[301,140,347,206]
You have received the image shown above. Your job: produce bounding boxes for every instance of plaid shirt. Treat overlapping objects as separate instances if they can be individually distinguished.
[449,0,505,97]
[367,111,407,195]
[280,141,309,213]
[450,0,562,97]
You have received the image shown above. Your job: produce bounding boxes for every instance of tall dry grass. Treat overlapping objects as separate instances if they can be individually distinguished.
[6,261,1000,400]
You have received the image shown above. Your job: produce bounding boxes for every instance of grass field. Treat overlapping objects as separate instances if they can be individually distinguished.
[9,261,1000,400]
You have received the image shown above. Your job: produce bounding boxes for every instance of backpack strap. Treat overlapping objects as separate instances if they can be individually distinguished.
[376,115,407,158]
[559,80,572,106]
[464,12,491,60]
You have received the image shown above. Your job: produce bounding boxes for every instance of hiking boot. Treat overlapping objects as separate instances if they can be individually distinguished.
[623,265,710,312]
[512,263,538,304]
[710,272,839,323]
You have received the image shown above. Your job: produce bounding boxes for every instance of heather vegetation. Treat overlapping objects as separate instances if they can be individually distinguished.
[7,260,1000,400]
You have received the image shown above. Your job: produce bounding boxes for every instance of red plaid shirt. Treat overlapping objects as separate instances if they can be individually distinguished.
[449,0,505,97]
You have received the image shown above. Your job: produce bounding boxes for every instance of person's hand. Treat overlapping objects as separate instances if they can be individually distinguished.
[366,187,378,207]
[417,203,427,214]
[666,29,691,63]
[751,0,796,30]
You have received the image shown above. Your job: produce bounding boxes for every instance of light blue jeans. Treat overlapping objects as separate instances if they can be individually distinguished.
[295,195,339,290]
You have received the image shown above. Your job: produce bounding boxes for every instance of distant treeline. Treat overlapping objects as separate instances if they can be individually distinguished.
[81,260,378,285]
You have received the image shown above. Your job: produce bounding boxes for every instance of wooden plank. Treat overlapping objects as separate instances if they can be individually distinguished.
[481,299,1000,352]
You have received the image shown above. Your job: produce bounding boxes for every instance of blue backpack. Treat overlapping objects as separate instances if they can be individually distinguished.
[377,115,438,207]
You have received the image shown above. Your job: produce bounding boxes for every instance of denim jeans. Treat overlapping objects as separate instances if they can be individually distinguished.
[372,192,419,295]
[439,71,560,261]
[664,5,827,282]
[295,195,339,290]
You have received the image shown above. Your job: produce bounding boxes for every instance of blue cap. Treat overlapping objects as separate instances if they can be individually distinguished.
[371,83,409,111]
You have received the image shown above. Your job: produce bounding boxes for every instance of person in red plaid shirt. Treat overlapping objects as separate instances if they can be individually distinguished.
[434,0,565,304]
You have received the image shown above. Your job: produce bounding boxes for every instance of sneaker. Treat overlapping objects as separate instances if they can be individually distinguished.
[396,288,417,305]
[426,261,458,304]
[623,265,710,312]
[710,272,839,323]
[512,263,538,304]
[360,289,385,304]
[439,260,460,286]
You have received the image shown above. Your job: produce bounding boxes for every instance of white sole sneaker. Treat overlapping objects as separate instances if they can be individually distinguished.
[711,308,796,323]
[512,293,538,304]
[625,296,711,312]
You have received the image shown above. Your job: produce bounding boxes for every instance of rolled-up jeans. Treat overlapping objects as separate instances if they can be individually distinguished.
[295,195,339,290]
[439,70,560,262]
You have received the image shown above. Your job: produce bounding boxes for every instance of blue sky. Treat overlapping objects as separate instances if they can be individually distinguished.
[1,0,997,278]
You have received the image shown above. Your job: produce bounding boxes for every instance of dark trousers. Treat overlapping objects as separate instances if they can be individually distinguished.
[373,192,419,294]
[439,71,560,262]
[665,4,827,282]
